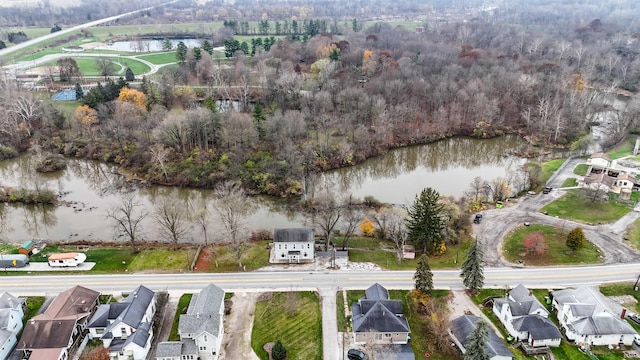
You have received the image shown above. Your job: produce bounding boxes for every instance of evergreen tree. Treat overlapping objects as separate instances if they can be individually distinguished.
[566,227,586,252]
[176,41,188,64]
[202,40,213,55]
[74,82,84,100]
[125,67,135,82]
[239,41,249,54]
[193,47,202,61]
[203,96,218,113]
[414,254,433,295]
[271,339,287,360]
[161,38,173,51]
[329,48,340,62]
[406,187,445,254]
[253,104,266,139]
[0,40,5,49]
[464,319,490,360]
[460,237,484,294]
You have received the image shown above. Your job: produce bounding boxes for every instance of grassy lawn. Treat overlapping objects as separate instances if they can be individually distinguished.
[203,240,271,272]
[127,247,196,272]
[0,243,18,254]
[252,292,322,360]
[136,52,178,65]
[348,237,471,270]
[607,137,636,159]
[562,178,578,187]
[23,296,46,323]
[502,224,603,266]
[540,190,631,223]
[626,218,640,250]
[42,57,151,76]
[600,283,640,313]
[541,158,566,183]
[573,164,590,176]
[168,294,193,341]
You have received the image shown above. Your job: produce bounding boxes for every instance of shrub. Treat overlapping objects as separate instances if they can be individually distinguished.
[35,154,67,173]
[271,340,287,360]
[0,145,18,160]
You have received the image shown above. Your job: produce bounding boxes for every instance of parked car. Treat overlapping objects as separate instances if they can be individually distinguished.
[543,186,553,194]
[473,213,483,224]
[628,313,640,325]
[348,349,367,360]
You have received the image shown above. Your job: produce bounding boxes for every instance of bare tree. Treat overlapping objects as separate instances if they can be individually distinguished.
[386,207,408,263]
[190,196,211,246]
[211,181,255,268]
[105,194,148,252]
[95,57,116,79]
[338,196,366,250]
[154,196,189,248]
[304,186,346,251]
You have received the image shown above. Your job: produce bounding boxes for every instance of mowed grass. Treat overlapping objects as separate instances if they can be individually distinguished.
[348,237,471,270]
[541,190,631,223]
[600,283,640,313]
[541,158,566,183]
[607,136,636,159]
[502,224,603,266]
[136,52,178,65]
[23,296,46,323]
[42,57,150,76]
[573,164,590,176]
[562,178,578,187]
[168,294,193,341]
[204,240,271,272]
[127,247,196,272]
[626,218,640,250]
[87,23,224,39]
[252,292,322,360]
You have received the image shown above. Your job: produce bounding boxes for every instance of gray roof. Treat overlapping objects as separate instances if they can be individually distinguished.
[94,285,155,336]
[551,287,609,314]
[273,228,314,243]
[365,283,389,301]
[156,339,198,358]
[0,293,24,310]
[352,301,410,333]
[507,284,547,315]
[179,284,225,335]
[360,299,403,315]
[127,321,151,347]
[569,315,636,336]
[450,315,514,359]
[512,315,561,340]
[570,304,596,317]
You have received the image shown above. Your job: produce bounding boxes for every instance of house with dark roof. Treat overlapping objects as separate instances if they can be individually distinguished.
[87,285,156,360]
[492,284,561,347]
[1,292,25,360]
[351,283,410,345]
[449,315,514,360]
[156,284,225,360]
[270,228,315,263]
[551,286,637,346]
[17,285,99,360]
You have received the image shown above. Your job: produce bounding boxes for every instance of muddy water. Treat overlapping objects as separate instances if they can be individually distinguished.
[0,136,527,243]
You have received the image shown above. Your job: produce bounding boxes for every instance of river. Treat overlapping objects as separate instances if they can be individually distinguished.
[0,136,527,243]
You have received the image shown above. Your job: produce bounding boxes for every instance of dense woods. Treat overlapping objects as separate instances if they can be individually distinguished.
[1,0,640,197]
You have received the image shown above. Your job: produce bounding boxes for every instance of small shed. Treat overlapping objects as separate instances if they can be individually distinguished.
[18,240,36,256]
[0,254,30,268]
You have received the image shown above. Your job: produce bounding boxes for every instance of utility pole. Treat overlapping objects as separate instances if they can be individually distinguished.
[634,273,640,291]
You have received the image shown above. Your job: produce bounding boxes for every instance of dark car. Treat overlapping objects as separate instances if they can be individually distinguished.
[543,186,553,194]
[628,313,640,325]
[473,213,483,224]
[348,349,366,360]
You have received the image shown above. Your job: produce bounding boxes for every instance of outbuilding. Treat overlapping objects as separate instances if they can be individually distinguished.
[48,252,87,267]
[18,240,36,256]
[0,254,29,268]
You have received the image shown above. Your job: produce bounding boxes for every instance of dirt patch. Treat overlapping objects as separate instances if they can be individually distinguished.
[193,245,213,271]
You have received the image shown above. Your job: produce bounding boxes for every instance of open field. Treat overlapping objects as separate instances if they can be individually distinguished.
[541,190,632,223]
[252,291,322,360]
[502,224,603,266]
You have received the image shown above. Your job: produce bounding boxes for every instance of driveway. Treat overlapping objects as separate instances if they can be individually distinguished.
[219,292,260,360]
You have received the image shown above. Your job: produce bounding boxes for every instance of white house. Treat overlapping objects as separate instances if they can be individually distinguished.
[48,252,87,267]
[87,285,156,360]
[270,228,315,263]
[551,287,637,346]
[156,284,225,360]
[0,292,25,360]
[587,153,611,169]
[492,284,561,347]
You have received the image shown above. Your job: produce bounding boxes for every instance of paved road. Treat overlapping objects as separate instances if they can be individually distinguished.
[0,1,178,60]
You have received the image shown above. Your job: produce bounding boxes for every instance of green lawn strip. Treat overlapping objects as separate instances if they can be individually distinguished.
[127,248,196,272]
[252,292,322,360]
[562,178,578,187]
[136,52,178,65]
[40,57,150,76]
[607,137,636,160]
[348,237,471,270]
[23,296,46,324]
[205,240,271,272]
[51,100,81,120]
[540,190,631,223]
[85,248,136,272]
[87,23,224,39]
[599,283,640,313]
[336,290,348,332]
[626,218,640,250]
[168,294,193,341]
[573,164,590,176]
[541,158,566,183]
[502,224,603,266]
[0,243,18,254]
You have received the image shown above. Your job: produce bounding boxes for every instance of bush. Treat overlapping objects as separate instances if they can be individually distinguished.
[271,340,287,360]
[35,154,67,173]
[0,145,18,161]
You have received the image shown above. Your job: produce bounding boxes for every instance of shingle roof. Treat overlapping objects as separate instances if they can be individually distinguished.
[35,285,99,320]
[507,284,548,316]
[18,319,78,349]
[273,228,314,243]
[512,315,561,340]
[365,283,389,301]
[360,299,403,315]
[180,284,225,335]
[91,285,155,337]
[569,315,636,336]
[450,315,514,359]
[0,292,23,310]
[352,301,410,333]
[156,339,198,357]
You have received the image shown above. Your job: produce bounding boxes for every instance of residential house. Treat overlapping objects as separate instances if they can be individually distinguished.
[156,284,225,360]
[1,292,25,360]
[492,284,561,347]
[87,285,156,360]
[587,153,611,169]
[17,285,99,360]
[551,286,637,346]
[270,228,315,264]
[351,283,410,345]
[449,315,514,360]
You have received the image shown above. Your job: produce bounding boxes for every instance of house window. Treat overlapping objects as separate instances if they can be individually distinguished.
[281,254,285,258]
[284,244,287,249]
[385,333,391,337]
[307,243,310,249]
[204,335,208,342]
[96,329,104,334]
[304,253,307,257]
[278,244,281,249]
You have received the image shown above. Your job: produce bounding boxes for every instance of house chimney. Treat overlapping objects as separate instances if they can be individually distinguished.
[529,290,533,296]
[621,308,627,319]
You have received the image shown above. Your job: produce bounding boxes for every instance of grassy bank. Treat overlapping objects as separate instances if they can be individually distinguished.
[540,190,631,223]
